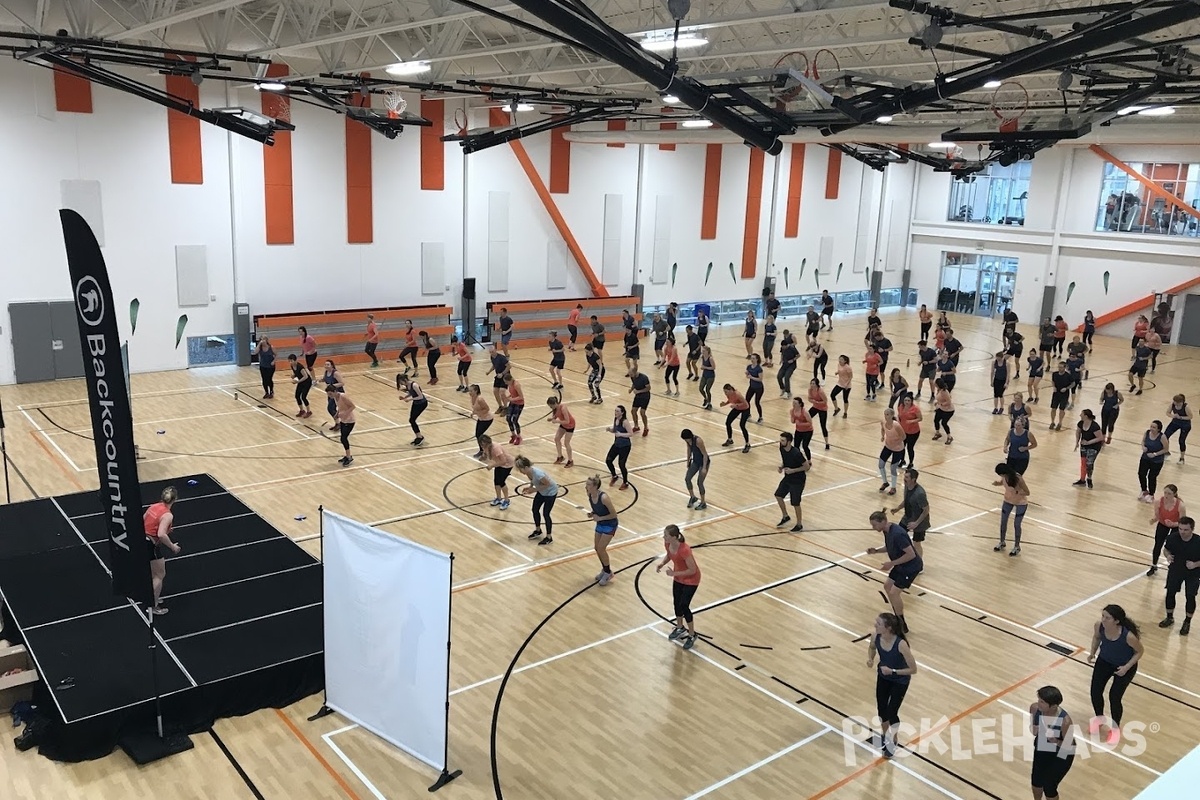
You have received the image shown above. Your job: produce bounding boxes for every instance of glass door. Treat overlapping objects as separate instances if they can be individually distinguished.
[976,267,996,317]
[956,267,980,314]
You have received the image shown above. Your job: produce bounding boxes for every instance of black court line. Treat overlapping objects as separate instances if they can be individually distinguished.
[1,450,40,499]
[208,728,266,800]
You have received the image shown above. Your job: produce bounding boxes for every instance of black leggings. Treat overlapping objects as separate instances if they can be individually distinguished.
[809,407,828,439]
[410,400,428,434]
[763,337,776,362]
[1138,458,1164,495]
[726,408,750,443]
[1152,523,1171,568]
[796,430,813,461]
[812,353,828,381]
[365,341,378,362]
[507,404,524,435]
[1165,420,1191,453]
[260,367,275,395]
[1083,330,1094,347]
[934,409,954,435]
[475,418,493,441]
[685,460,707,498]
[919,322,931,341]
[831,385,850,409]
[295,379,312,408]
[1101,408,1120,437]
[1166,570,1200,616]
[876,676,909,727]
[777,362,796,394]
[746,384,764,418]
[567,324,578,344]
[904,431,919,464]
[1053,338,1065,356]
[532,492,556,537]
[1150,348,1160,371]
[672,581,699,623]
[665,364,680,387]
[866,374,880,397]
[1090,659,1136,725]
[606,444,630,483]
[339,421,354,450]
[699,374,715,405]
[427,349,441,382]
[588,367,605,401]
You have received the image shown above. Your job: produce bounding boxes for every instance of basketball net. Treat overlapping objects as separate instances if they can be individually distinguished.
[384,90,407,120]
[989,81,1028,134]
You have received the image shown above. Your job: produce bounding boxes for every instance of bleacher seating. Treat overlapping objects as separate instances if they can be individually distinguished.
[483,297,643,349]
[253,305,454,366]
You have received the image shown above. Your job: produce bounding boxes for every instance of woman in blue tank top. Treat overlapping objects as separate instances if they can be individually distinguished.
[585,475,619,586]
[745,355,765,423]
[1138,421,1171,502]
[1003,416,1036,475]
[1098,383,1123,444]
[743,310,757,359]
[1030,685,1076,800]
[1026,349,1045,404]
[866,612,916,758]
[1087,604,1143,735]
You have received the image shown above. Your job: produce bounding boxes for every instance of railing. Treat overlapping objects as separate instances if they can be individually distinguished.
[643,288,916,328]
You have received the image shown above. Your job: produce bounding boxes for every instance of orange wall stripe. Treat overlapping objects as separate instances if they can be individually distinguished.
[701,143,722,240]
[783,143,805,238]
[262,63,294,245]
[741,148,765,279]
[165,69,204,185]
[346,89,373,243]
[53,68,93,113]
[420,98,445,191]
[659,121,677,151]
[824,146,842,200]
[489,107,607,297]
[549,125,571,194]
[606,118,626,148]
[1076,273,1200,332]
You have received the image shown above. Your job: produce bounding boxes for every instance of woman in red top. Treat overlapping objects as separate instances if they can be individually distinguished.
[1149,484,1185,576]
[663,336,681,396]
[897,394,923,467]
[567,304,583,351]
[143,486,183,615]
[657,524,701,650]
[790,396,815,461]
[720,384,752,453]
[298,326,318,370]
[808,378,830,450]
[1132,315,1150,355]
[399,321,420,373]
[504,374,525,445]
[547,396,575,467]
[1053,316,1068,357]
[364,314,380,368]
[453,335,472,392]
[863,348,882,401]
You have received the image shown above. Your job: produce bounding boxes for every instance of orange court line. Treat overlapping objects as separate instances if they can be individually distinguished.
[274,709,364,800]
[29,430,84,490]
[806,656,1070,799]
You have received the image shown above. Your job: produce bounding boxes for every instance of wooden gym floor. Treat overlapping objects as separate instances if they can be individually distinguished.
[0,308,1196,799]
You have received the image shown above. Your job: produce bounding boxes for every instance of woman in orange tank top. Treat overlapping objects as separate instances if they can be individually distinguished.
[657,524,701,650]
[790,397,815,460]
[721,384,752,452]
[548,396,575,467]
[1149,484,1185,576]
[808,378,830,449]
[142,486,182,615]
[897,394,923,467]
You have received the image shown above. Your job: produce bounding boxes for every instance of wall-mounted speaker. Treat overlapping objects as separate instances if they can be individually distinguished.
[463,278,476,300]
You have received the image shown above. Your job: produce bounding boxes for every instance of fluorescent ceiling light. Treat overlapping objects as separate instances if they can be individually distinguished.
[927,141,955,149]
[1138,106,1175,116]
[255,81,286,92]
[875,115,894,123]
[642,35,708,52]
[681,119,713,128]
[512,102,534,112]
[662,94,680,104]
[385,61,431,76]
[1117,105,1146,116]
[983,80,1003,89]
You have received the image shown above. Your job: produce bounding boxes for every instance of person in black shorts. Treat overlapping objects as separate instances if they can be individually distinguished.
[1029,685,1076,800]
[1049,361,1072,431]
[1129,339,1151,395]
[821,289,835,329]
[547,331,566,390]
[774,432,811,532]
[486,344,510,413]
[1038,319,1056,361]
[805,305,820,344]
[590,316,606,350]
[1002,306,1018,348]
[585,343,605,404]
[685,325,702,381]
[1006,330,1024,378]
[872,331,894,372]
[867,511,924,634]
[681,429,710,510]
[916,340,938,401]
[628,367,652,435]
[888,468,931,560]
[623,325,641,373]
[990,351,1010,414]
[942,330,963,367]
[1159,516,1200,636]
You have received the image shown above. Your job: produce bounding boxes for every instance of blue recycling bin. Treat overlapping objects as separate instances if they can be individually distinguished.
[694,303,711,321]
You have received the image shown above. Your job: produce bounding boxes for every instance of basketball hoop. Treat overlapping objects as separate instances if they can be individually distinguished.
[453,106,467,135]
[770,51,810,106]
[384,90,407,120]
[989,81,1029,134]
[262,92,290,124]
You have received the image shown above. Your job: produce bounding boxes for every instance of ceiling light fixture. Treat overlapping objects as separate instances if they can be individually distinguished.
[681,118,713,128]
[1138,106,1175,116]
[511,102,534,112]
[642,34,708,52]
[662,94,681,104]
[927,141,955,149]
[255,81,286,92]
[983,80,1003,89]
[385,61,431,77]
[875,115,894,123]
[1117,105,1146,116]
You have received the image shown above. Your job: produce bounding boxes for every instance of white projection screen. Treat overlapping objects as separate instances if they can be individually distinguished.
[321,510,451,771]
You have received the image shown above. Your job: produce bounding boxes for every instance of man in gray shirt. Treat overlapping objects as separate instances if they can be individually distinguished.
[890,467,931,560]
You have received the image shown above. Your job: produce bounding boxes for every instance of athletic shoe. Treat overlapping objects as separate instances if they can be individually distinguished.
[538,536,553,546]
[1009,546,1021,557]
[825,443,830,450]
[994,543,1005,551]
[490,498,502,506]
[508,435,516,444]
[741,444,751,453]
[1136,389,1143,396]
[295,410,306,417]
[565,460,573,468]
[151,605,169,616]
[619,482,629,491]
[1087,479,1093,489]
[631,426,641,433]
[791,524,804,532]
[882,740,895,759]
[428,379,438,385]
[1181,618,1191,636]
[528,529,543,540]
[723,439,735,446]
[1146,565,1158,576]
[554,456,565,464]
[1159,615,1175,628]
[642,429,649,437]
[777,516,791,528]
[756,417,763,425]
[695,502,707,510]
[887,487,896,495]
[687,496,697,508]
[833,408,841,417]
[610,476,619,486]
[669,626,687,640]
[1072,479,1086,486]
[514,436,522,445]
[682,635,696,650]
[413,436,425,446]
[598,571,612,586]
[499,499,510,510]
[879,483,890,492]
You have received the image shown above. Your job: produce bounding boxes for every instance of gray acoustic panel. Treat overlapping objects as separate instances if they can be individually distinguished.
[818,236,834,279]
[650,196,670,285]
[853,171,874,274]
[602,194,622,287]
[32,68,56,122]
[488,191,509,293]
[421,242,445,296]
[175,245,210,307]
[60,180,105,246]
[547,240,568,290]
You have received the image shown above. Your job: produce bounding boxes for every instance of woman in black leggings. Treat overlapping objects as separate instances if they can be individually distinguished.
[745,354,765,424]
[604,405,633,489]
[698,346,716,410]
[256,337,276,399]
[1087,604,1143,738]
[777,336,799,397]
[867,612,916,759]
[721,384,752,453]
[398,372,429,446]
[468,385,493,459]
[288,354,313,417]
[516,456,558,546]
[808,341,828,382]
[808,379,830,448]
[1138,420,1170,502]
[658,524,701,650]
[420,331,442,385]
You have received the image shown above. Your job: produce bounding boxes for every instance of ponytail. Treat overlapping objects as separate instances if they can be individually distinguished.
[665,524,685,543]
[1103,604,1141,638]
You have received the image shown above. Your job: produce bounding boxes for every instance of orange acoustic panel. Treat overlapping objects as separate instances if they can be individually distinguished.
[165,68,204,185]
[701,144,722,240]
[420,98,445,191]
[261,63,293,245]
[784,143,806,238]
[53,68,93,113]
[549,125,571,194]
[659,121,677,151]
[824,147,842,200]
[607,118,626,148]
[346,89,373,243]
[741,148,765,279]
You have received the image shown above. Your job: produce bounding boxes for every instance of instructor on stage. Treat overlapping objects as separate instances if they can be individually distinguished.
[143,486,183,615]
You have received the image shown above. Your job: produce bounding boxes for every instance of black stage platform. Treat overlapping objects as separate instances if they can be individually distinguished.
[0,474,323,761]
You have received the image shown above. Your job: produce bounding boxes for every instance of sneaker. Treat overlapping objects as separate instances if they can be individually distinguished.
[687,496,697,508]
[791,524,804,532]
[490,498,502,506]
[1159,616,1175,628]
[1146,565,1157,576]
[538,536,553,546]
[295,410,306,417]
[631,426,641,433]
[151,605,169,616]
[554,456,565,464]
[682,635,696,650]
[499,499,510,510]
[643,429,649,437]
[528,529,543,540]
[777,516,791,528]
[619,482,629,491]
[694,502,708,511]
[741,444,751,453]
[1010,546,1021,557]
[413,436,425,446]
[1182,618,1192,636]
[1072,479,1086,486]
[882,740,895,759]
[994,543,1005,551]
[755,417,763,425]
[342,456,353,467]
[879,482,890,492]
[723,439,735,447]
[669,626,687,640]
[565,460,573,468]
[610,476,619,486]
[598,571,611,586]
[1087,479,1093,489]
[339,456,348,466]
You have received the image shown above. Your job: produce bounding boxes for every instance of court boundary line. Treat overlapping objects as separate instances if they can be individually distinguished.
[684,728,833,799]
